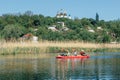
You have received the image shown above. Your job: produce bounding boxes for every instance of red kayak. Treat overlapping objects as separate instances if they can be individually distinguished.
[56,55,90,59]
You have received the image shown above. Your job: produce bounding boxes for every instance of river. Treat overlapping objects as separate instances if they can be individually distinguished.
[0,52,120,80]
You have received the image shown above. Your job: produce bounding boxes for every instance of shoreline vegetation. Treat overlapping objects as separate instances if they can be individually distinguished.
[0,41,120,55]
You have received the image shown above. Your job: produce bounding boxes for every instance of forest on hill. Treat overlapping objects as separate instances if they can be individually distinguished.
[0,11,120,43]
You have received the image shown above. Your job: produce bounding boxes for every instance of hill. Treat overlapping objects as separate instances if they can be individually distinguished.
[0,11,120,43]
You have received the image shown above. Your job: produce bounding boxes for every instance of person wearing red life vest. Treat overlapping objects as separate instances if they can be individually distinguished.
[80,50,86,56]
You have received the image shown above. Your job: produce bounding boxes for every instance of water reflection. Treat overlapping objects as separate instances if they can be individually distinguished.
[0,53,120,80]
[90,53,120,80]
[56,58,89,80]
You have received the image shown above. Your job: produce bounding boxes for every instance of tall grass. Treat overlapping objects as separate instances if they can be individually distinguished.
[0,41,120,55]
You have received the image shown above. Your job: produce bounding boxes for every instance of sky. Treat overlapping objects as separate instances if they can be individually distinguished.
[0,0,120,21]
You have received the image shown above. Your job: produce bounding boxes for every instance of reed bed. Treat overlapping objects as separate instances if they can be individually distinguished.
[0,41,120,55]
[1,41,120,48]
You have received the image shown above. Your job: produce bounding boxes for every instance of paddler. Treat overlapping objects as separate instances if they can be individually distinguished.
[59,48,68,56]
[66,49,70,56]
[72,48,78,56]
[79,50,86,56]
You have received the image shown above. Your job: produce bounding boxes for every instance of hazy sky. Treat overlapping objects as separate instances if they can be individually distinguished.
[0,0,120,21]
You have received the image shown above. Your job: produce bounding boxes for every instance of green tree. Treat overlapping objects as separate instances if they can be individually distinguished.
[80,18,91,27]
[44,16,54,25]
[102,34,111,43]
[96,13,99,22]
[2,24,25,41]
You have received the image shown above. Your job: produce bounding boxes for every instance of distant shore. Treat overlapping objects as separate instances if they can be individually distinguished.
[0,41,120,55]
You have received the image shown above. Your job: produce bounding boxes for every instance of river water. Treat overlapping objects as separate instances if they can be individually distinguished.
[0,52,120,80]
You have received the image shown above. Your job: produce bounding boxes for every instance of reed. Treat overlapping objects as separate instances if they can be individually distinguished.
[0,41,120,55]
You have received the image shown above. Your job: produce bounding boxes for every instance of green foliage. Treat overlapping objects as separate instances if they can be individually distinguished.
[96,13,99,22]
[0,11,120,43]
[80,18,91,26]
[1,24,25,40]
[102,34,111,43]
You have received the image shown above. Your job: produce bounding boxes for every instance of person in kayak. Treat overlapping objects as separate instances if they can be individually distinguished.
[59,48,66,56]
[79,50,86,56]
[59,48,70,56]
[66,49,70,56]
[72,48,78,56]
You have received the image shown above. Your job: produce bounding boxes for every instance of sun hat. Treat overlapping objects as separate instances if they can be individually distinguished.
[81,50,84,52]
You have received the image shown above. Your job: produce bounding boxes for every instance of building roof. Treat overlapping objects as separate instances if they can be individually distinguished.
[56,9,71,19]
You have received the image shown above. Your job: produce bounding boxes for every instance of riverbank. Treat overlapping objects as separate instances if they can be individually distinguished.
[0,41,120,55]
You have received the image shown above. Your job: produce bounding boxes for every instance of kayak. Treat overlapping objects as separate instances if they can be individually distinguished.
[56,55,90,59]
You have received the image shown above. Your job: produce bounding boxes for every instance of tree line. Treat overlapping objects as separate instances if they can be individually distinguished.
[0,11,120,43]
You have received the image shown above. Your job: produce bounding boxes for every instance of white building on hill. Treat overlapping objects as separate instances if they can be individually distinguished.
[56,9,71,19]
